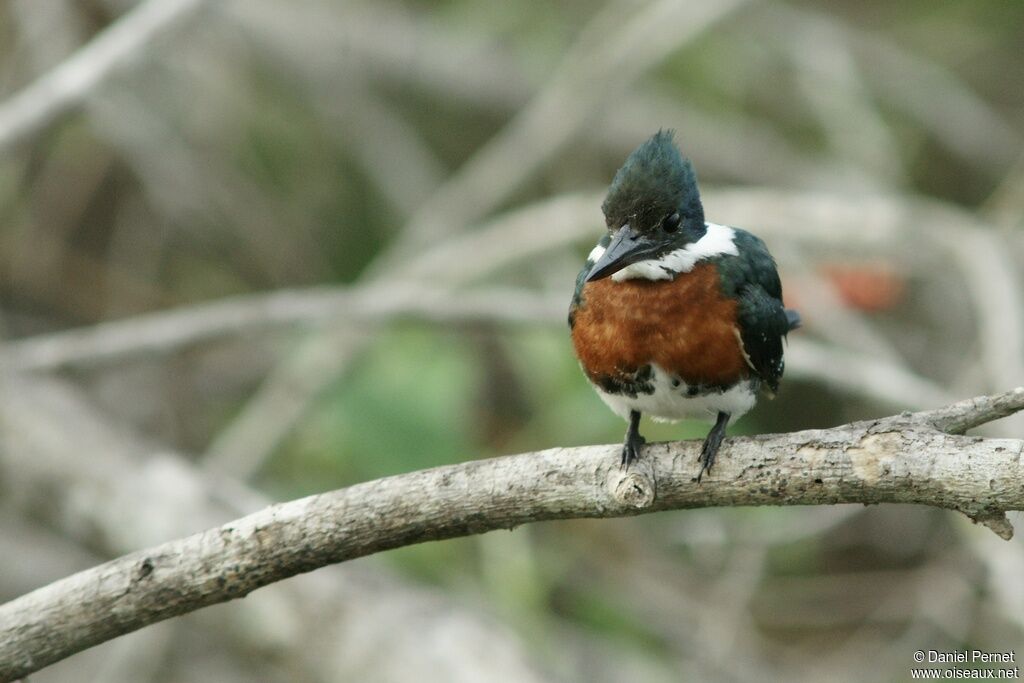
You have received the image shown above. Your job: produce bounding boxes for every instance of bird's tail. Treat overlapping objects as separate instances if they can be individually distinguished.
[785,308,802,331]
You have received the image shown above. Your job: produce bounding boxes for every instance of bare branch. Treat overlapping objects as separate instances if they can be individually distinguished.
[0,0,209,154]
[762,4,1022,170]
[936,229,1024,410]
[0,193,598,375]
[0,374,546,682]
[2,389,1023,681]
[919,388,1024,434]
[1,285,565,372]
[784,337,953,409]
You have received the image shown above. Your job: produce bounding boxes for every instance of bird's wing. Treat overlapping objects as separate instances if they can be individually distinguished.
[569,233,611,329]
[717,229,793,394]
[736,284,791,394]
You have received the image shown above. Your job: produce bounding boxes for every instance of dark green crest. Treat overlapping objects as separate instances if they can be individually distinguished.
[601,130,704,236]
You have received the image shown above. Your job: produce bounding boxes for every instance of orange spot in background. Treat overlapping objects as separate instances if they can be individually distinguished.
[783,263,906,316]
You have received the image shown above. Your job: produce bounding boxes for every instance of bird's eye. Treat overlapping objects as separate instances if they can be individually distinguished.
[662,212,680,233]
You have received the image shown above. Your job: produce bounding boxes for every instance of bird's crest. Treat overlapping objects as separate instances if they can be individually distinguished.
[601,130,703,233]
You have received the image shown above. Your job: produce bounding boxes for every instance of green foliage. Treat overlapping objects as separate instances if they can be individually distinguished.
[267,326,477,492]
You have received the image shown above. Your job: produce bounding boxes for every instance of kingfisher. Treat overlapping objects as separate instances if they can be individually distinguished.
[569,131,799,481]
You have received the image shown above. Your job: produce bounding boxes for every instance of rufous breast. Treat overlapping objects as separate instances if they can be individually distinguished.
[571,262,748,388]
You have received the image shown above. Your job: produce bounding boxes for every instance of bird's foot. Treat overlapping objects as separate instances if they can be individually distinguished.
[696,411,731,483]
[621,410,645,470]
[696,435,721,483]
[621,432,646,469]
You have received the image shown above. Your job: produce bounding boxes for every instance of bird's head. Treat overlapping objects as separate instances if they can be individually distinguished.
[588,130,705,281]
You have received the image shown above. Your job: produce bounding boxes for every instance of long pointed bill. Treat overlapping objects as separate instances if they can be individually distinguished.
[586,224,661,281]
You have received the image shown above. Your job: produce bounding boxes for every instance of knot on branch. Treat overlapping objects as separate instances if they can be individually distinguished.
[611,469,656,509]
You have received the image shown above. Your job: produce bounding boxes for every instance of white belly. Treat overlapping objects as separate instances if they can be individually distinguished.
[593,364,758,423]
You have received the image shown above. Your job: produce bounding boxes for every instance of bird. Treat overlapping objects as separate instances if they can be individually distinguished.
[569,130,800,481]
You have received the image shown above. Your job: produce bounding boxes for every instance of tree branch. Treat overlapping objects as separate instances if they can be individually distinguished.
[1,389,1023,680]
[0,374,544,682]
[0,0,209,154]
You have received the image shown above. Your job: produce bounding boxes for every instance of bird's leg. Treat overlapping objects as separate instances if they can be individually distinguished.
[621,410,645,469]
[697,411,730,482]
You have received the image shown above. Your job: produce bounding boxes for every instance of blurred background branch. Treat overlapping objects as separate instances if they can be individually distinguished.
[0,0,209,154]
[0,0,1021,681]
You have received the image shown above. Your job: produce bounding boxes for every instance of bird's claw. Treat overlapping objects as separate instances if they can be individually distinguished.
[696,411,730,484]
[696,439,717,483]
[620,433,645,470]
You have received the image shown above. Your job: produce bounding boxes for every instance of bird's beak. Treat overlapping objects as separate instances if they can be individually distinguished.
[586,224,660,281]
